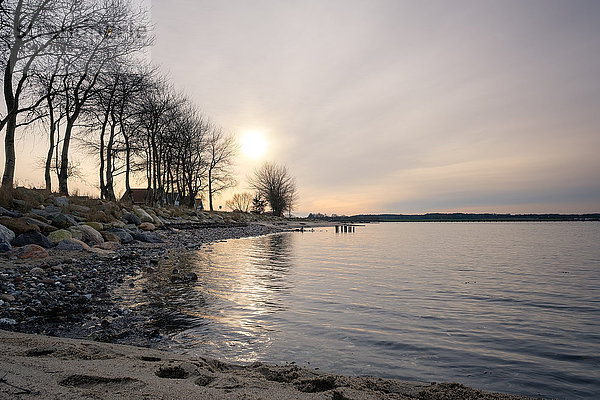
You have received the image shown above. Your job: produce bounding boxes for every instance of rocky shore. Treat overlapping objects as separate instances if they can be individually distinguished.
[0,188,284,344]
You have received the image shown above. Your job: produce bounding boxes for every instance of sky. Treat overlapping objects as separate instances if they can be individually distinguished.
[4,0,600,215]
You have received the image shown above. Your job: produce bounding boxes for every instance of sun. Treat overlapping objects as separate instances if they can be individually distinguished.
[240,130,267,159]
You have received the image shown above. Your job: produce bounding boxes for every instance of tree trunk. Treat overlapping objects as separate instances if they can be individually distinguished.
[2,113,17,189]
[45,121,55,192]
[58,119,76,195]
[208,168,213,211]
[2,57,17,189]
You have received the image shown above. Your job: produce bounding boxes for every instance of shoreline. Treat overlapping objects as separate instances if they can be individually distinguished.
[1,220,540,399]
[0,328,538,400]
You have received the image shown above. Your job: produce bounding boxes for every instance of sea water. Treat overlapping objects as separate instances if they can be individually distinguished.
[123,222,600,399]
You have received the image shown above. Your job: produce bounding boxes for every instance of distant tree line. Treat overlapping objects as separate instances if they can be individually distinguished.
[0,0,237,209]
[308,213,600,222]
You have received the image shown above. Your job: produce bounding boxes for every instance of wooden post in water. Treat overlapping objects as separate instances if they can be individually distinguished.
[335,225,339,233]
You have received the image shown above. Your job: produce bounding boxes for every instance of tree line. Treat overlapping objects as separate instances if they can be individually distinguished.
[1,0,298,215]
[0,0,237,210]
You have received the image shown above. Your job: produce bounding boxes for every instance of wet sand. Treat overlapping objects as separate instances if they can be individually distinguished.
[0,329,539,400]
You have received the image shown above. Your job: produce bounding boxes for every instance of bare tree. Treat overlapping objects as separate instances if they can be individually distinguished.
[55,0,151,194]
[225,192,252,213]
[0,0,97,188]
[249,162,298,217]
[206,127,236,211]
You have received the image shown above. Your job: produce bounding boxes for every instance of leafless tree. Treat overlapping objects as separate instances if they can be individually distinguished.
[206,127,237,211]
[249,162,298,217]
[0,0,98,188]
[225,192,253,213]
[55,0,151,194]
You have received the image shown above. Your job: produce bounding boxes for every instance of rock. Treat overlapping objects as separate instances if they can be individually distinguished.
[70,238,91,250]
[132,231,163,243]
[12,198,28,210]
[0,318,17,325]
[51,213,77,229]
[88,210,109,223]
[29,266,45,274]
[170,272,198,283]
[134,207,154,223]
[47,229,73,244]
[0,223,15,243]
[0,217,40,234]
[22,217,57,233]
[0,241,11,252]
[107,228,133,243]
[31,204,62,219]
[9,244,49,259]
[123,212,141,225]
[101,231,121,243]
[149,213,164,227]
[0,294,15,302]
[53,196,69,207]
[55,238,85,251]
[84,221,104,232]
[138,222,155,231]
[67,204,91,214]
[0,206,21,218]
[11,231,54,248]
[93,241,119,251]
[107,220,126,229]
[87,247,114,256]
[70,225,104,245]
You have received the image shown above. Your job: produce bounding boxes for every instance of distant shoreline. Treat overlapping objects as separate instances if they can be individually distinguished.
[308,213,600,223]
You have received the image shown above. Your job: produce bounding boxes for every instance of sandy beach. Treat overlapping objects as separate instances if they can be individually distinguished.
[0,329,539,400]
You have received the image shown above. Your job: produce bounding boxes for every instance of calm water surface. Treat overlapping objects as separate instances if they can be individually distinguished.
[121,222,600,399]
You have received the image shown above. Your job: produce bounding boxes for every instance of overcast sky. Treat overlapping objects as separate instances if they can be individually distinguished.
[5,0,600,215]
[147,0,600,215]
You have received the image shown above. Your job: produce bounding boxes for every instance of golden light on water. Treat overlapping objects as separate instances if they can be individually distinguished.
[240,130,268,159]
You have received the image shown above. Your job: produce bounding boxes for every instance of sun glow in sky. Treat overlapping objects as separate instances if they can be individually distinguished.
[3,1,600,215]
[240,130,268,160]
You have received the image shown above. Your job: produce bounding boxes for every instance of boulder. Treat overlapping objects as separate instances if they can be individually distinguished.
[68,227,83,241]
[100,231,121,243]
[22,217,57,233]
[107,220,126,229]
[68,204,91,214]
[0,241,11,252]
[51,213,77,229]
[150,213,164,227]
[88,210,110,223]
[106,228,133,243]
[0,206,21,218]
[9,244,49,259]
[0,223,15,243]
[52,196,69,207]
[133,207,154,223]
[55,238,85,251]
[11,231,54,248]
[70,224,104,245]
[138,222,155,231]
[0,217,40,234]
[26,213,50,223]
[122,212,141,225]
[30,205,62,220]
[131,231,163,243]
[47,229,72,244]
[84,221,104,232]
